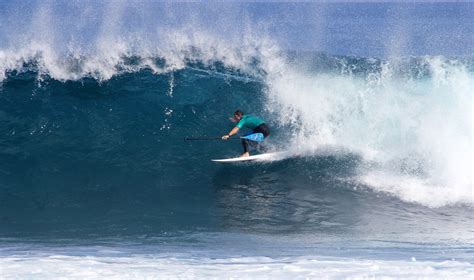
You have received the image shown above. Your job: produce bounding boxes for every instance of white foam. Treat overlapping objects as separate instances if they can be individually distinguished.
[264,56,474,208]
[0,26,278,83]
[0,254,472,279]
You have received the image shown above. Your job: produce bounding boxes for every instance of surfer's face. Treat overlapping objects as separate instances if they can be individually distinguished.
[231,114,242,122]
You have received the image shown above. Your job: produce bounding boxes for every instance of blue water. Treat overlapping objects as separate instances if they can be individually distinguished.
[0,2,473,278]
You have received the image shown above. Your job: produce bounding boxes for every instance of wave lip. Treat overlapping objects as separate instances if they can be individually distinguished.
[0,28,279,83]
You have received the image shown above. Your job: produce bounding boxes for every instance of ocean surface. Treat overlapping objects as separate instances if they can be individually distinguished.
[0,1,473,279]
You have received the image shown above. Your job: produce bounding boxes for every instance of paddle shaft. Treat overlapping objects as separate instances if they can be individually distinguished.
[184,136,240,141]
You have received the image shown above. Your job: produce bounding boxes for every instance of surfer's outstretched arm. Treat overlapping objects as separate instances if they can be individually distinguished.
[222,127,239,140]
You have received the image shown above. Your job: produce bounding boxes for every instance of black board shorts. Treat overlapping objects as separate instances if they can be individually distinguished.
[253,123,270,138]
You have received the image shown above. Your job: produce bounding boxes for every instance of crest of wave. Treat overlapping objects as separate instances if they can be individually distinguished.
[0,27,282,83]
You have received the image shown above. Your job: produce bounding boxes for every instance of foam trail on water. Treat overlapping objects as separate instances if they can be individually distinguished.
[1,254,473,279]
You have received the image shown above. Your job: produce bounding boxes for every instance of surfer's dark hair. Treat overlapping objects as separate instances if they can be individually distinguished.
[234,110,244,117]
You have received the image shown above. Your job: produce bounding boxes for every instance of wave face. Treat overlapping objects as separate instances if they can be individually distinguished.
[0,50,473,238]
[0,1,473,242]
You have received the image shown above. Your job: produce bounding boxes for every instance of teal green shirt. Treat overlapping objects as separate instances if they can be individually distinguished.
[236,115,265,130]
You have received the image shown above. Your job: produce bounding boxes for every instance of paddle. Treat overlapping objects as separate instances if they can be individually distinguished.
[185,133,264,142]
[184,136,239,141]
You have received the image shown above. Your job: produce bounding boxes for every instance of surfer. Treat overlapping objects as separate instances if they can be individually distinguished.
[222,110,270,157]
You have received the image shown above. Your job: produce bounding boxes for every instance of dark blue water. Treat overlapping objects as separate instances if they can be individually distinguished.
[1,56,472,248]
[0,1,473,278]
[0,67,358,237]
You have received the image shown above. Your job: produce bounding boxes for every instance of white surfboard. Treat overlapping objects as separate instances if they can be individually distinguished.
[212,151,289,163]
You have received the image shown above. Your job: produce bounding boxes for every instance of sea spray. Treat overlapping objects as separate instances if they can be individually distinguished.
[264,55,473,207]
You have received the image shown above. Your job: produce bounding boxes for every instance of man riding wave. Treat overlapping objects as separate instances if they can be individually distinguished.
[222,110,270,157]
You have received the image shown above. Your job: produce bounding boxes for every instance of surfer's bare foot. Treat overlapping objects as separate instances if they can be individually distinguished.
[240,152,250,158]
